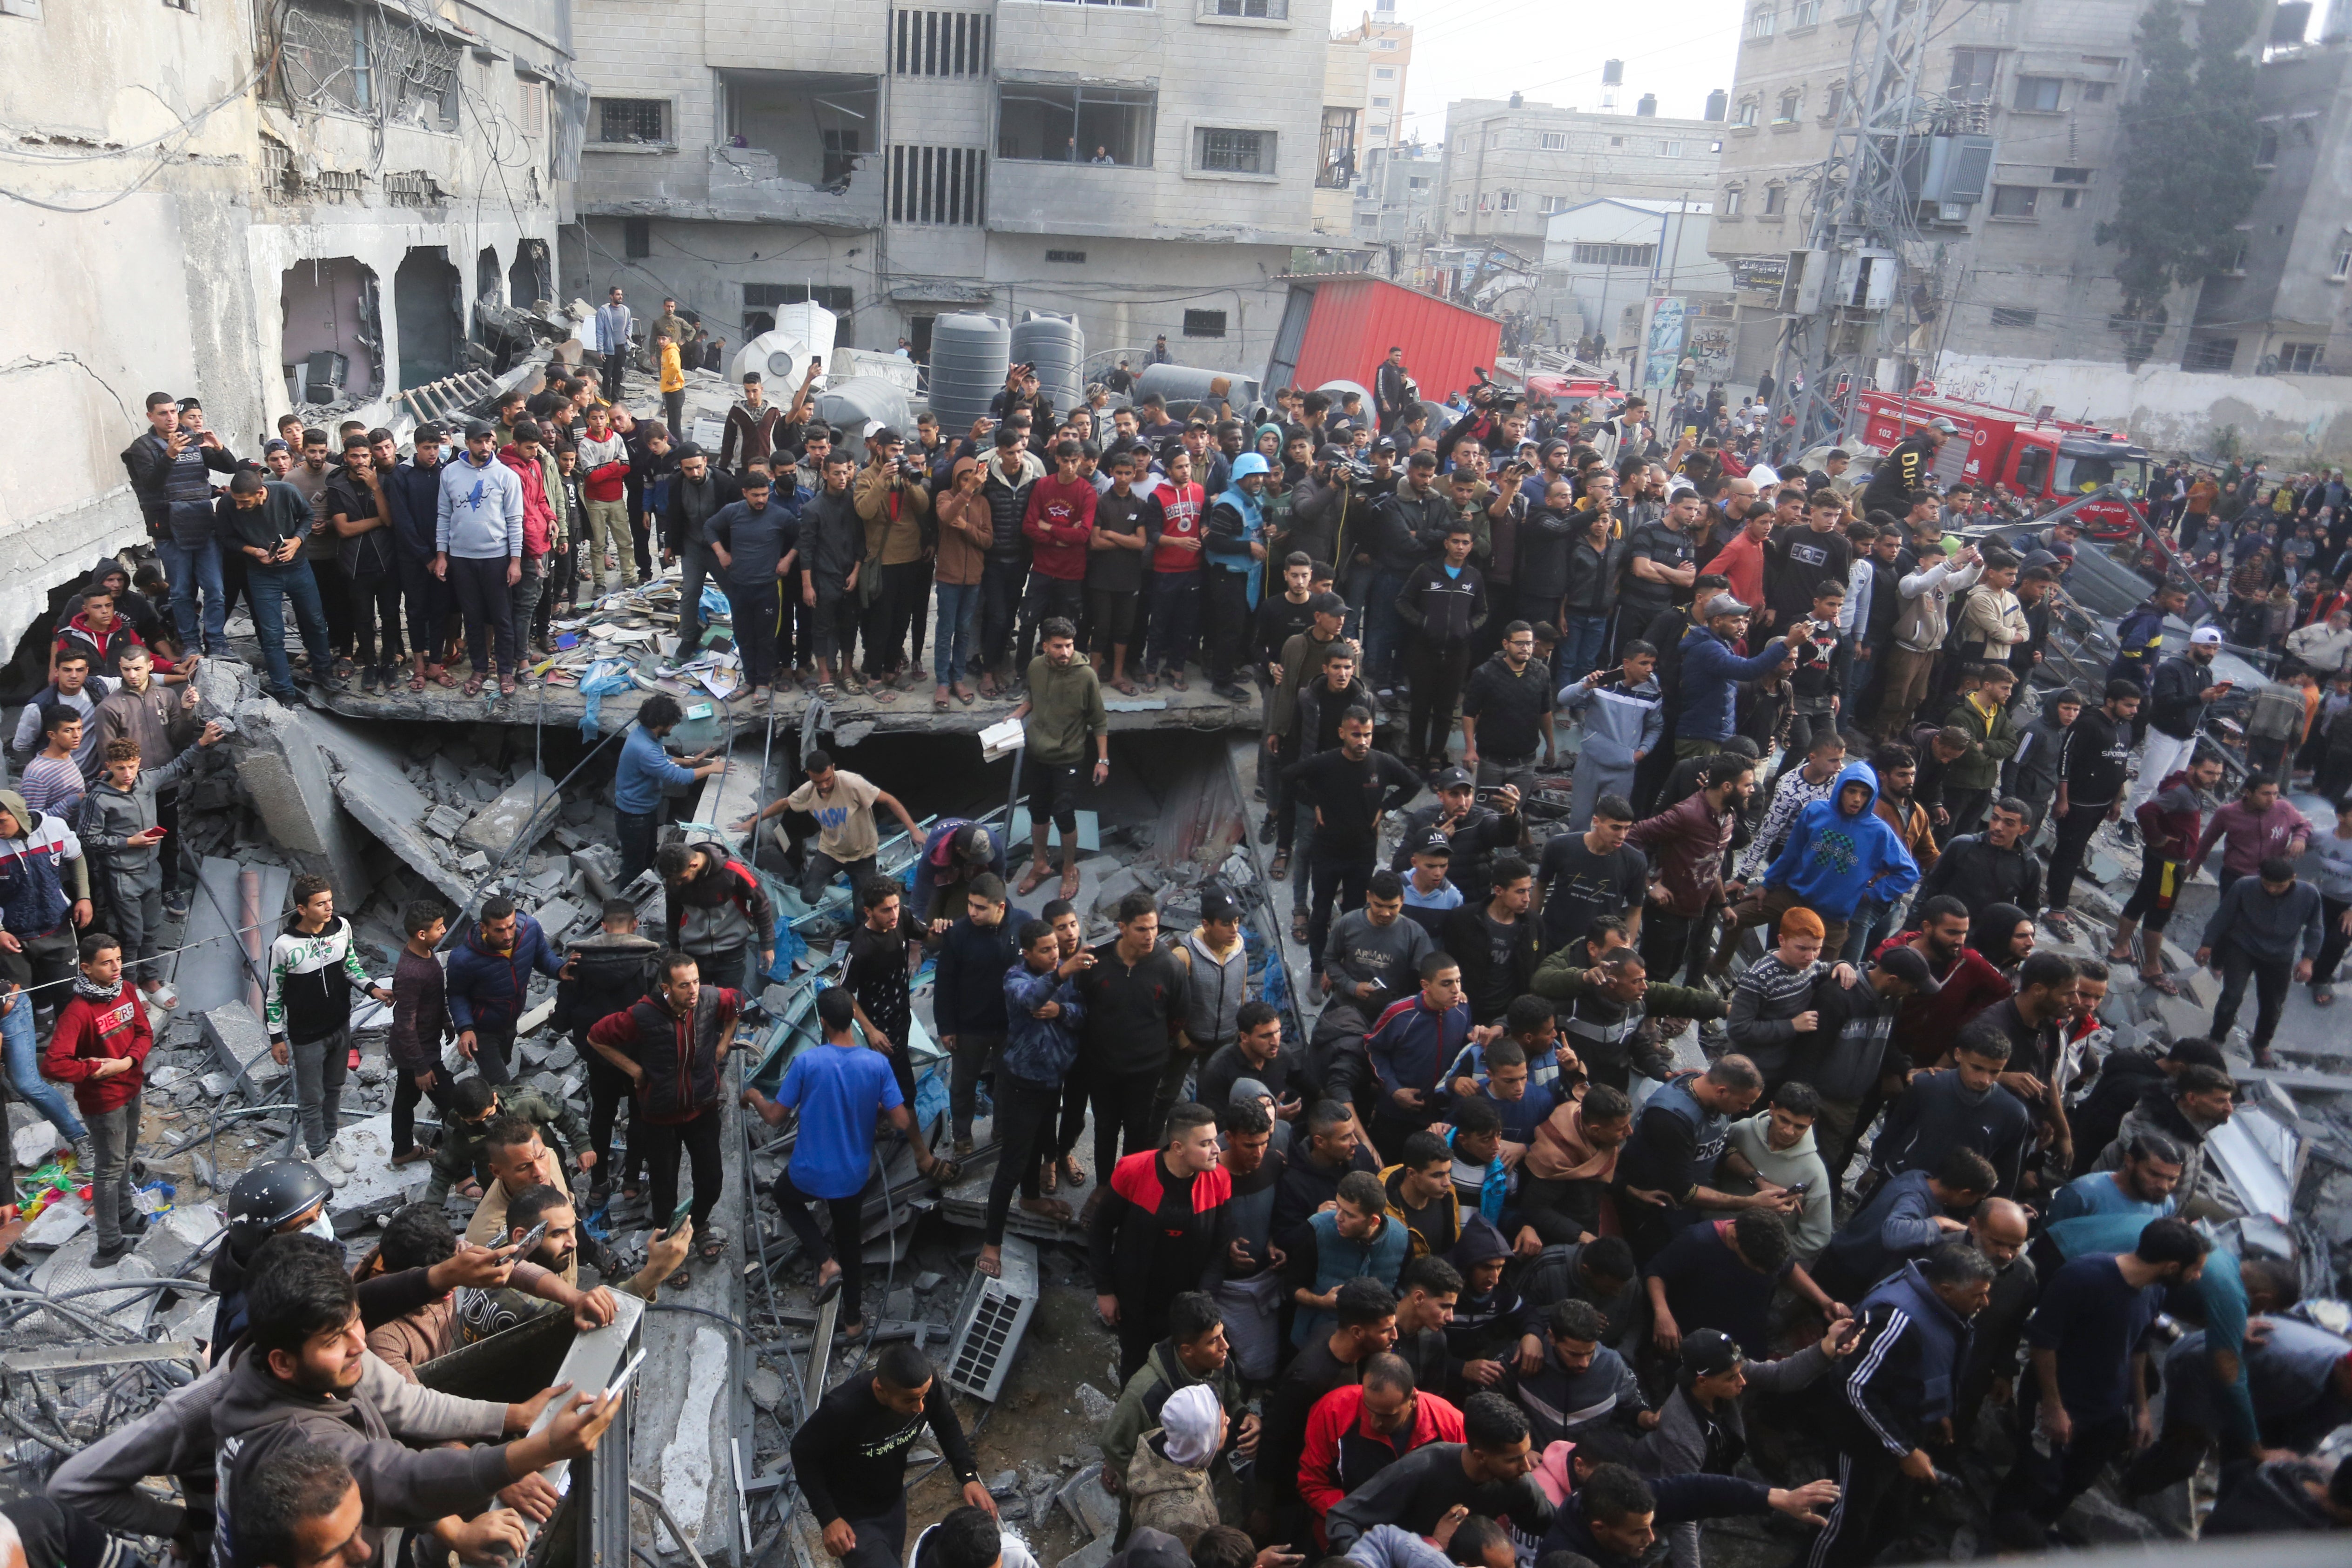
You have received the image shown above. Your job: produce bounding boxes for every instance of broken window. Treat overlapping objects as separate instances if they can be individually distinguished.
[392,246,462,389]
[276,0,459,130]
[1317,107,1357,189]
[721,73,879,190]
[280,256,383,401]
[995,85,1156,165]
[888,145,987,224]
[510,240,550,310]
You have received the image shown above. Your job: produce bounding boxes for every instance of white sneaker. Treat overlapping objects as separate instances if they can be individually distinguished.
[324,1164,349,1187]
[331,1145,358,1172]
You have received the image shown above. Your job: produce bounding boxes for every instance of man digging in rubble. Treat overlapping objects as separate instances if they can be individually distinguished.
[424,1077,593,1210]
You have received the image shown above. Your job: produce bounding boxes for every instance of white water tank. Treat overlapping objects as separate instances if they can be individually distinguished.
[929,313,1011,437]
[815,376,914,445]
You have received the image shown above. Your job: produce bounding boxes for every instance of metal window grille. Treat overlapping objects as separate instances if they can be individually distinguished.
[894,10,993,75]
[598,98,669,143]
[1197,128,1270,174]
[1989,306,2037,329]
[888,145,986,224]
[1182,309,1227,337]
[1317,108,1357,189]
[278,0,457,129]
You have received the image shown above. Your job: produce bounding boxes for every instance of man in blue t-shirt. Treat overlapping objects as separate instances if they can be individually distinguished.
[745,986,955,1337]
[2001,1217,2207,1534]
[2045,1131,2182,1224]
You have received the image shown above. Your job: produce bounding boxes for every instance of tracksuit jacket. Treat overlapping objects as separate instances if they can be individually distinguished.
[1675,624,1795,742]
[264,914,376,1046]
[1365,994,1473,1101]
[76,747,202,906]
[1835,1260,1976,1456]
[1001,961,1085,1085]
[444,912,566,1035]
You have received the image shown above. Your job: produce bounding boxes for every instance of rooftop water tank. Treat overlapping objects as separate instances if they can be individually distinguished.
[1011,310,1084,411]
[928,313,1010,437]
[815,376,914,446]
[1135,363,1263,420]
[1704,88,1728,122]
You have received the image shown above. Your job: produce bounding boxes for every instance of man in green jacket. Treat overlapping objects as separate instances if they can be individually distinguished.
[1011,616,1109,900]
[1100,1291,1253,1542]
[422,1077,594,1205]
[1940,663,2021,841]
[1531,926,1727,1093]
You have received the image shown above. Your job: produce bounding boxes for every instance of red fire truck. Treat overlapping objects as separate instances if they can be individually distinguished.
[1852,387,2153,539]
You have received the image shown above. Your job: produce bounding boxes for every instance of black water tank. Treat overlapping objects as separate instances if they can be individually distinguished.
[1704,88,1728,121]
[1637,94,1658,116]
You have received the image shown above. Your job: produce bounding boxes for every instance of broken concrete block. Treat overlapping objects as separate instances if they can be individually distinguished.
[12,1118,63,1168]
[746,1366,784,1413]
[1073,1382,1116,1425]
[1090,867,1147,916]
[21,1198,89,1248]
[458,850,490,873]
[203,1002,286,1090]
[542,1042,579,1072]
[457,772,560,858]
[536,898,581,940]
[423,805,470,841]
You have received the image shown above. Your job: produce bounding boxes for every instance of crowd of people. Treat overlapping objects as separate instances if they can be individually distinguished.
[8,349,2349,1568]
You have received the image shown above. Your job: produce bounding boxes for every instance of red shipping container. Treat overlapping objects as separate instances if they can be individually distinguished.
[1267,276,1502,406]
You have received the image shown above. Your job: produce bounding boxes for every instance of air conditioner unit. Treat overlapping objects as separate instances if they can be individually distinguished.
[943,1235,1038,1401]
[302,350,349,405]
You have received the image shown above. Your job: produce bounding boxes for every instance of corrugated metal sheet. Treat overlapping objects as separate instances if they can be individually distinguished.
[1285,277,1501,405]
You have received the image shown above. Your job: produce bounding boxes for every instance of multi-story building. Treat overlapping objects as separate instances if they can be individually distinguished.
[0,0,578,639]
[567,0,1331,378]
[1316,20,1376,238]
[1364,0,1413,151]
[1439,96,1723,258]
[2180,32,2352,375]
[1353,141,1444,274]
[1536,198,1732,373]
[1705,0,2154,384]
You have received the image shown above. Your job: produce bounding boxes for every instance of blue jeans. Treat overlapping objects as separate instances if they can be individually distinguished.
[1559,612,1611,684]
[4,995,83,1142]
[1363,569,1409,687]
[934,579,982,684]
[157,531,228,654]
[245,559,335,698]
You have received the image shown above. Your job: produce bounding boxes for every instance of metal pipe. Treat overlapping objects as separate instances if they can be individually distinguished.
[239,868,264,1022]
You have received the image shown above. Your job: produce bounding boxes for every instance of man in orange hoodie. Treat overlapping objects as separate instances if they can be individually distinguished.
[41,932,153,1265]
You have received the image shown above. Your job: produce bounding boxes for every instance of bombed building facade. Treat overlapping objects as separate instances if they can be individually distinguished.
[0,0,579,640]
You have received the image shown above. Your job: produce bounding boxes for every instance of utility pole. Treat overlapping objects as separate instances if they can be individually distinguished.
[1764,0,1952,458]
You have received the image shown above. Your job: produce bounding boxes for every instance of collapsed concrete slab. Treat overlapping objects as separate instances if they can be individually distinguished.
[202,1001,286,1094]
[178,858,290,1017]
[456,772,560,859]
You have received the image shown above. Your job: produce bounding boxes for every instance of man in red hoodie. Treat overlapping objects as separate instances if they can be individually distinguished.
[41,932,153,1265]
[1020,440,1096,669]
[497,421,562,670]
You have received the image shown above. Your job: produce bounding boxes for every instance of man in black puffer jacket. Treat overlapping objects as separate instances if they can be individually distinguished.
[979,428,1043,684]
[552,899,661,1201]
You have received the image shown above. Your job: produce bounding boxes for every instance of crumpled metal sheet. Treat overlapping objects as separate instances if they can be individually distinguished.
[2204,1103,2303,1225]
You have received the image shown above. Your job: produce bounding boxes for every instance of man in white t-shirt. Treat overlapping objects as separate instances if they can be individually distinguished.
[734,747,922,906]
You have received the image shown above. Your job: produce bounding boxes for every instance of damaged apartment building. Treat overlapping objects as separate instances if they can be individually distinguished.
[564,0,1332,370]
[0,0,583,642]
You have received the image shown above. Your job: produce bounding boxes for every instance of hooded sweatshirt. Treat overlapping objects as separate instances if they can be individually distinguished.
[210,1346,511,1568]
[75,745,203,900]
[1723,1112,1832,1258]
[496,444,558,557]
[1760,761,1921,921]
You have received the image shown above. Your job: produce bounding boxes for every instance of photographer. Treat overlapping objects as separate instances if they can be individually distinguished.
[1291,445,1361,568]
[1363,453,1453,695]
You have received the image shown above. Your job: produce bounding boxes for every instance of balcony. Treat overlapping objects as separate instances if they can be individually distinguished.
[709,71,887,229]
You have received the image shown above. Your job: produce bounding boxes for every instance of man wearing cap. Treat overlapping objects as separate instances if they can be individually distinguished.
[911,819,1009,925]
[1388,767,1520,909]
[2128,617,2227,816]
[663,444,742,658]
[1265,592,1351,872]
[1858,418,1953,520]
[433,420,525,696]
[1675,595,1806,760]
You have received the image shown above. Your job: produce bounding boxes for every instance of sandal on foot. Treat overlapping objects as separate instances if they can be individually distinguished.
[934,690,952,712]
[1291,909,1310,944]
[698,1225,728,1262]
[816,681,839,703]
[664,1267,692,1291]
[1061,1154,1086,1187]
[1040,1159,1060,1195]
[498,678,517,697]
[1017,860,1053,895]
[2144,973,2181,996]
[954,683,977,706]
[1270,849,1290,879]
[2316,984,2336,1006]
[408,670,427,693]
[1111,676,1138,696]
[816,1267,843,1304]
[976,1250,1002,1279]
[1059,867,1081,900]
[462,675,486,697]
[429,665,457,688]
